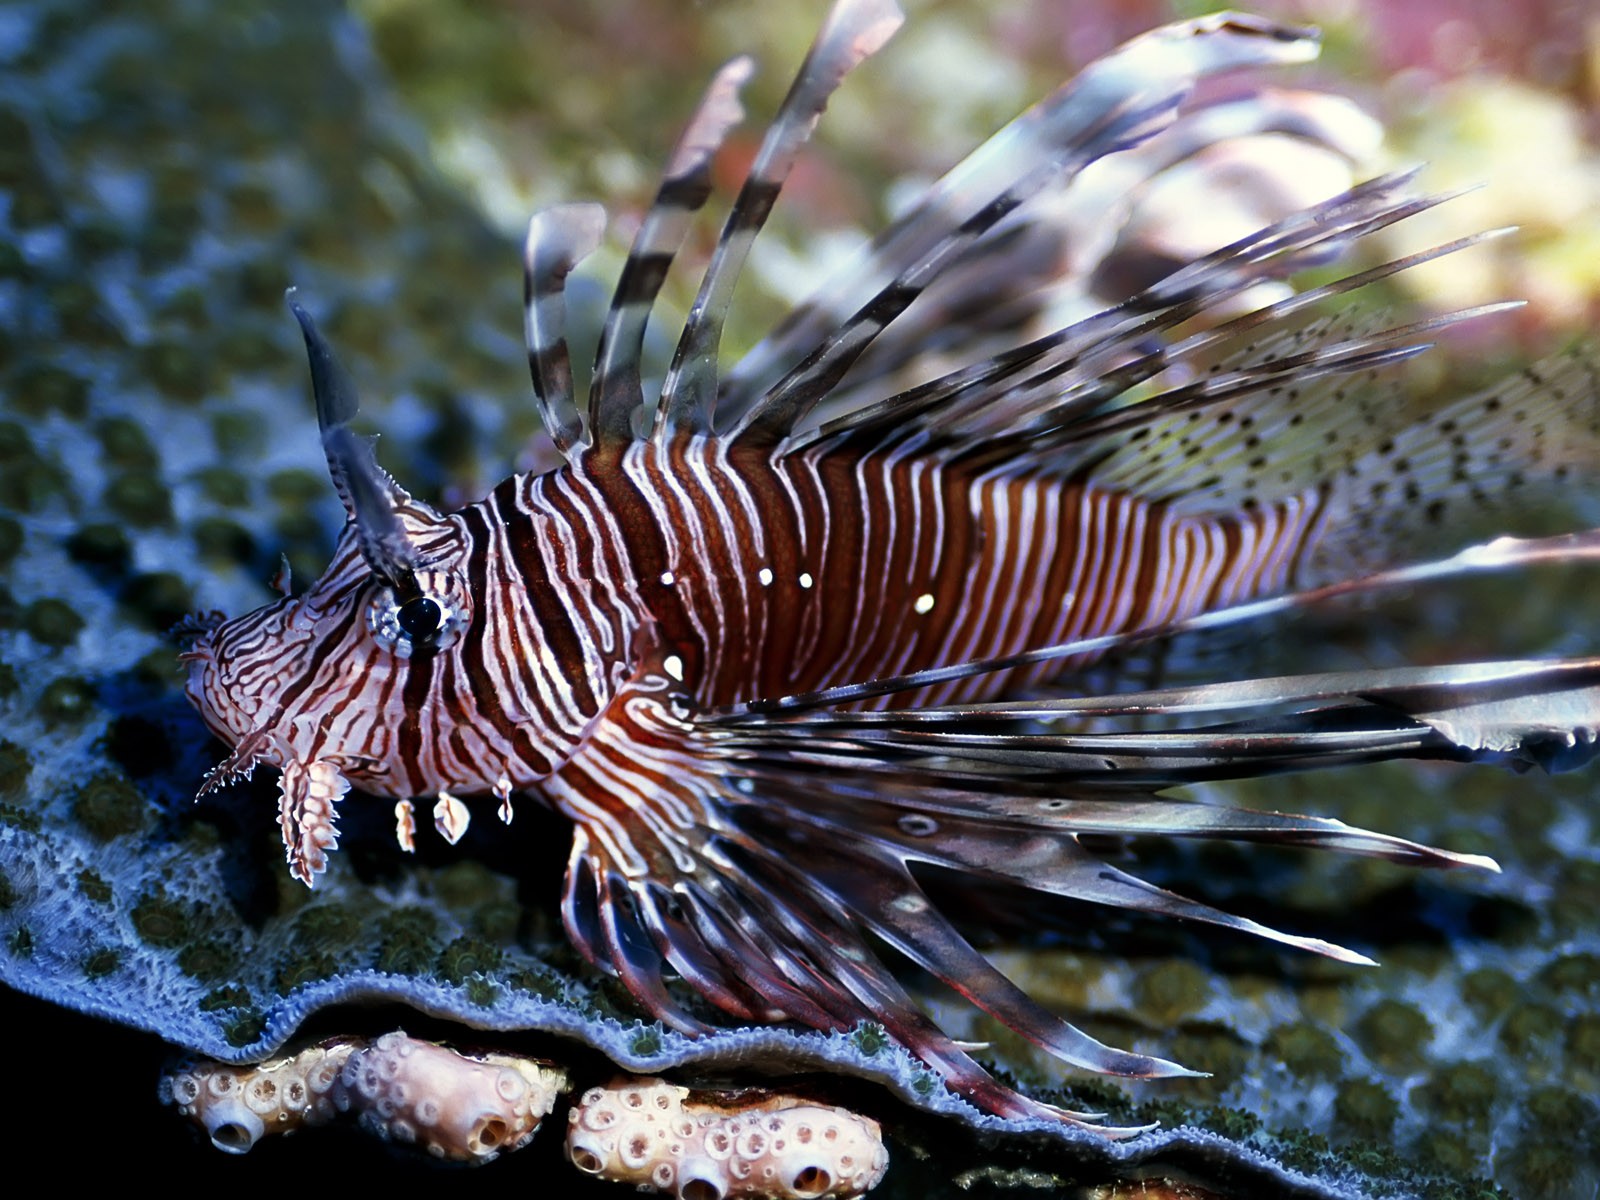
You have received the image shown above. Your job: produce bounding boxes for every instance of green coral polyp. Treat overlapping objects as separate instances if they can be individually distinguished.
[65,523,133,570]
[7,362,89,419]
[199,984,252,1012]
[275,951,337,992]
[264,468,328,508]
[37,676,96,725]
[131,891,195,949]
[139,340,211,402]
[1333,1080,1400,1140]
[103,471,173,527]
[1131,960,1212,1024]
[1414,1062,1498,1127]
[190,516,256,564]
[68,770,149,840]
[1356,999,1435,1070]
[94,416,160,470]
[293,903,363,947]
[436,935,502,984]
[1266,1021,1346,1081]
[75,869,112,904]
[82,945,121,978]
[119,571,194,630]
[191,464,252,507]
[223,1011,268,1048]
[0,516,22,565]
[0,739,32,795]
[1461,966,1519,1017]
[851,1025,889,1057]
[177,938,238,982]
[1498,1002,1561,1055]
[1538,951,1600,996]
[1566,1014,1600,1076]
[22,598,85,648]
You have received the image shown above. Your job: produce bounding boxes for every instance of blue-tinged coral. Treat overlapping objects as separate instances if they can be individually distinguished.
[0,0,1597,1195]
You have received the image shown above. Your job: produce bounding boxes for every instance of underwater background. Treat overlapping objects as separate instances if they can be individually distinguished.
[1,0,1598,1194]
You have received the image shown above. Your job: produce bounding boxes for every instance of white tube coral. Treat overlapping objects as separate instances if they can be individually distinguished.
[337,1030,565,1161]
[160,1037,355,1154]
[160,1031,566,1163]
[566,1077,888,1199]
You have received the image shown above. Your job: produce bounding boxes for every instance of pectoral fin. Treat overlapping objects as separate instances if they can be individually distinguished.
[278,759,349,887]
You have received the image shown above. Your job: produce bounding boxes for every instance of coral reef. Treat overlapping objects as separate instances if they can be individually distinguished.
[567,1078,888,1200]
[161,1032,567,1163]
[161,1039,354,1154]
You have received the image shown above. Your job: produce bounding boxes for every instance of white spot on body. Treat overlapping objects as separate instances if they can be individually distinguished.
[798,572,814,589]
[659,571,675,586]
[757,567,774,586]
[913,592,935,614]
[664,654,685,682]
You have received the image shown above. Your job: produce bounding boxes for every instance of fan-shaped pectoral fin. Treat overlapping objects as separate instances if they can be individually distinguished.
[535,664,1152,1131]
[540,671,761,1024]
[277,758,350,887]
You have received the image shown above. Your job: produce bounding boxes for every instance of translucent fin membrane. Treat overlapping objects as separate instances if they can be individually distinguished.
[583,56,755,444]
[655,0,904,434]
[522,204,607,457]
[725,13,1322,439]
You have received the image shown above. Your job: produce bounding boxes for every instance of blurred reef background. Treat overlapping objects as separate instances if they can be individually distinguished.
[1,0,1598,1195]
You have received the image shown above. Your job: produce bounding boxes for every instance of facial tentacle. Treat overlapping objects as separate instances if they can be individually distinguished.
[290,296,432,598]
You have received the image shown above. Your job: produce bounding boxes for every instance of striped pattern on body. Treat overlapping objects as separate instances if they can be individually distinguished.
[570,433,1330,712]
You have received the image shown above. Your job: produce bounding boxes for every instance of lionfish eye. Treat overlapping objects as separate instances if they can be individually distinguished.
[397,595,444,642]
[366,570,471,658]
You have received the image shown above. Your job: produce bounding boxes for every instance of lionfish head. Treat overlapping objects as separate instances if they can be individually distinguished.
[182,302,489,796]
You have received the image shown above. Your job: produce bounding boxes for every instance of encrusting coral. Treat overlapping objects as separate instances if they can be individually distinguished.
[161,1038,355,1154]
[161,1032,567,1163]
[566,1077,889,1200]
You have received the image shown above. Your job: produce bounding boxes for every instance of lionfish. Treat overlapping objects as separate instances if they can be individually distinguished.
[180,1,1600,1129]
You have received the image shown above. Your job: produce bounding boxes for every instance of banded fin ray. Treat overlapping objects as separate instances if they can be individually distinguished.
[654,0,904,434]
[748,89,1382,413]
[522,204,607,457]
[721,12,1323,429]
[731,15,1326,442]
[732,778,1382,963]
[801,173,1453,447]
[584,56,755,445]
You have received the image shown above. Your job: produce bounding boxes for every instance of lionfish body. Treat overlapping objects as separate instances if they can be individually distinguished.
[182,2,1600,1128]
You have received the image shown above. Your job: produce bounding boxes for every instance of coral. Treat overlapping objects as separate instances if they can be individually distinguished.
[161,1038,354,1154]
[567,1077,888,1200]
[336,1031,567,1162]
[162,1032,567,1162]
